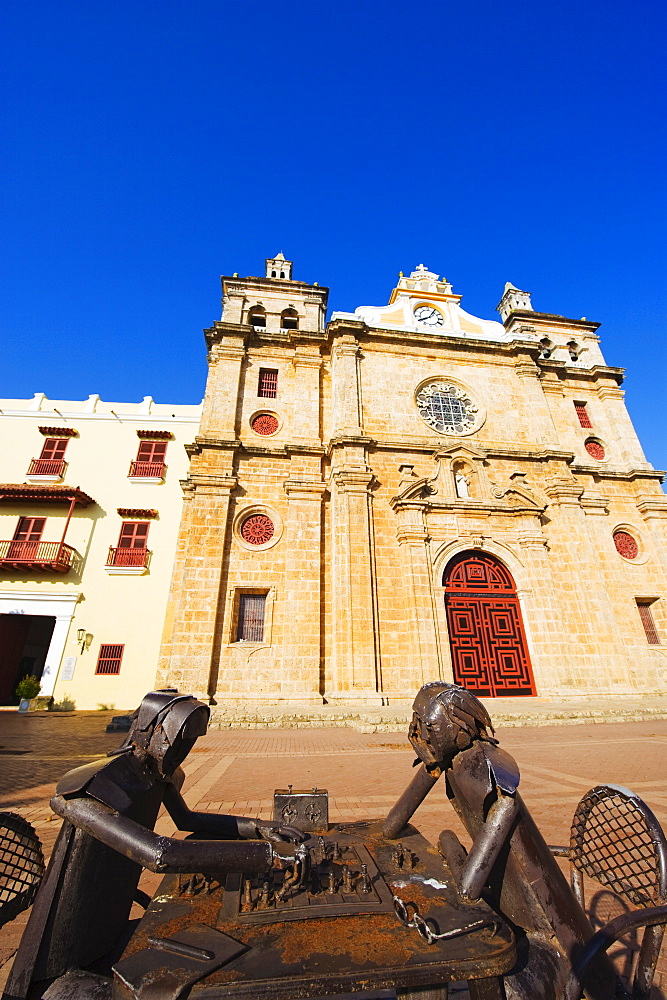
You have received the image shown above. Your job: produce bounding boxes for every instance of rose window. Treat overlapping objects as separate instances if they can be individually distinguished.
[251,413,279,436]
[613,531,638,560]
[585,439,605,460]
[416,382,478,435]
[240,514,274,545]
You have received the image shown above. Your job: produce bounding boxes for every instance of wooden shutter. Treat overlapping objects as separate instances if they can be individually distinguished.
[237,594,266,642]
[39,438,68,461]
[258,369,278,398]
[118,521,150,548]
[96,644,124,675]
[574,402,592,428]
[137,440,168,463]
[637,601,660,645]
[13,518,46,542]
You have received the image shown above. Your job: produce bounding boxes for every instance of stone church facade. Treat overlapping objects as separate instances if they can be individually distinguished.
[157,256,667,707]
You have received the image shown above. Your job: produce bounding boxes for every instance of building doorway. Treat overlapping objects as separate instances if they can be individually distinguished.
[444,551,536,697]
[0,614,56,704]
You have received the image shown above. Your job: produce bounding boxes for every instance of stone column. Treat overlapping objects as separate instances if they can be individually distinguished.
[156,466,237,699]
[328,468,382,703]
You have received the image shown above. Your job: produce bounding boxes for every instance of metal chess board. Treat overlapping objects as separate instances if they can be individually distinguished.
[221,842,395,924]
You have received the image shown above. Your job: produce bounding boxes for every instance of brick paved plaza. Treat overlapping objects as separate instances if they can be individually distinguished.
[2,711,667,995]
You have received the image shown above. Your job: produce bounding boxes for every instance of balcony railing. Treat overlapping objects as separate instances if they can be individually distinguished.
[128,461,166,479]
[0,540,79,573]
[106,546,151,568]
[27,458,66,477]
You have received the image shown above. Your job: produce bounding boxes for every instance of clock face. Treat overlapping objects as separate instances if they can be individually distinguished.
[414,305,444,327]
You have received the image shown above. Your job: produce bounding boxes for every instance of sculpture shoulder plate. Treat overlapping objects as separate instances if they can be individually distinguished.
[482,743,520,795]
[56,752,155,814]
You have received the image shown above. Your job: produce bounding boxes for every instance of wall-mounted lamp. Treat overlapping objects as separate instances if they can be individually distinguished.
[76,629,93,653]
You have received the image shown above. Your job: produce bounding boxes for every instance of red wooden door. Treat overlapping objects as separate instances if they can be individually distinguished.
[444,552,536,697]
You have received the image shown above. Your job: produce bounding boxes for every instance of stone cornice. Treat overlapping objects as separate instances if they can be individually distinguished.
[537,361,625,386]
[636,497,667,518]
[185,436,241,457]
[571,464,664,483]
[283,479,328,500]
[185,473,238,492]
[331,468,375,492]
[390,496,545,517]
[503,309,601,335]
[204,322,249,349]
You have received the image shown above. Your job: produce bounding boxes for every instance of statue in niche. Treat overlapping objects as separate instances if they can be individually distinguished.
[454,468,470,498]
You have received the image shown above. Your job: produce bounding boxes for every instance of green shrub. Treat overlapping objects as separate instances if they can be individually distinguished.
[97,703,115,711]
[15,675,41,700]
[49,697,76,712]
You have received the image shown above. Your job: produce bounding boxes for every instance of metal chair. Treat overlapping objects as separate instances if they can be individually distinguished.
[0,810,45,928]
[549,784,667,1000]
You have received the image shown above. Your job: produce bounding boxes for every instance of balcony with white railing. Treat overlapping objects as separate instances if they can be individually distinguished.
[105,546,151,575]
[26,458,67,482]
[128,460,166,481]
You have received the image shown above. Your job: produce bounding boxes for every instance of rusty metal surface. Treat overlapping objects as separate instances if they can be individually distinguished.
[114,821,514,1000]
[113,923,246,1000]
[274,788,329,835]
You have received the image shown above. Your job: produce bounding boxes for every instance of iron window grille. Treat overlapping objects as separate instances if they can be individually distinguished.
[95,644,124,675]
[574,401,592,428]
[258,368,278,398]
[636,601,660,645]
[237,594,267,642]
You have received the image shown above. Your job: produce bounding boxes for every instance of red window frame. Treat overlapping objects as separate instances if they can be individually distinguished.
[118,521,150,549]
[237,593,266,642]
[136,440,168,464]
[13,517,46,542]
[95,644,124,675]
[636,601,660,645]
[258,368,278,398]
[39,438,68,461]
[574,401,592,428]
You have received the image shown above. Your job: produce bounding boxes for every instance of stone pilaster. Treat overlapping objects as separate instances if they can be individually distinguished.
[290,345,322,443]
[393,504,441,692]
[156,465,237,699]
[200,332,246,438]
[276,479,327,701]
[328,467,382,703]
[331,334,362,435]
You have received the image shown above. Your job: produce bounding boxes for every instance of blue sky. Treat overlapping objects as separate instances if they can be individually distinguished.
[2,0,665,469]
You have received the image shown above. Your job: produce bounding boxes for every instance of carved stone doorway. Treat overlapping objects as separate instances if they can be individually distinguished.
[443,551,536,697]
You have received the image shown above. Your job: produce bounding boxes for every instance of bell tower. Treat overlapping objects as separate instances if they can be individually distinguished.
[265,252,292,280]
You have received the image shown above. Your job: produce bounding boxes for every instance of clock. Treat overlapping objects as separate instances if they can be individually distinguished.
[414,305,444,327]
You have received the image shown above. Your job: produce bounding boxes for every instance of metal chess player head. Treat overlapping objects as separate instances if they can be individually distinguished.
[408,681,497,768]
[113,688,210,777]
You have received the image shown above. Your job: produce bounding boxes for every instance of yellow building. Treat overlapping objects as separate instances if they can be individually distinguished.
[0,393,201,710]
[157,256,667,710]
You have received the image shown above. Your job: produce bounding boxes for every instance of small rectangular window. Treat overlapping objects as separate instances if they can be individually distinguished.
[237,594,266,642]
[39,438,68,461]
[574,401,592,428]
[136,440,168,464]
[13,517,46,542]
[636,600,660,645]
[96,644,124,675]
[258,368,278,398]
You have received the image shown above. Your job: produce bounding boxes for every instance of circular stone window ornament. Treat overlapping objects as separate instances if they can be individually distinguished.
[241,514,274,545]
[613,530,638,560]
[416,381,479,435]
[251,413,279,436]
[585,439,605,460]
[234,505,283,551]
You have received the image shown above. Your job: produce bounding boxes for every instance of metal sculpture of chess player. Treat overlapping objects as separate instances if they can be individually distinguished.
[5,690,303,1000]
[384,681,618,1000]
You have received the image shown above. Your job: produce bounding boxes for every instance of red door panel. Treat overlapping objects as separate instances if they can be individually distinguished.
[444,552,536,697]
